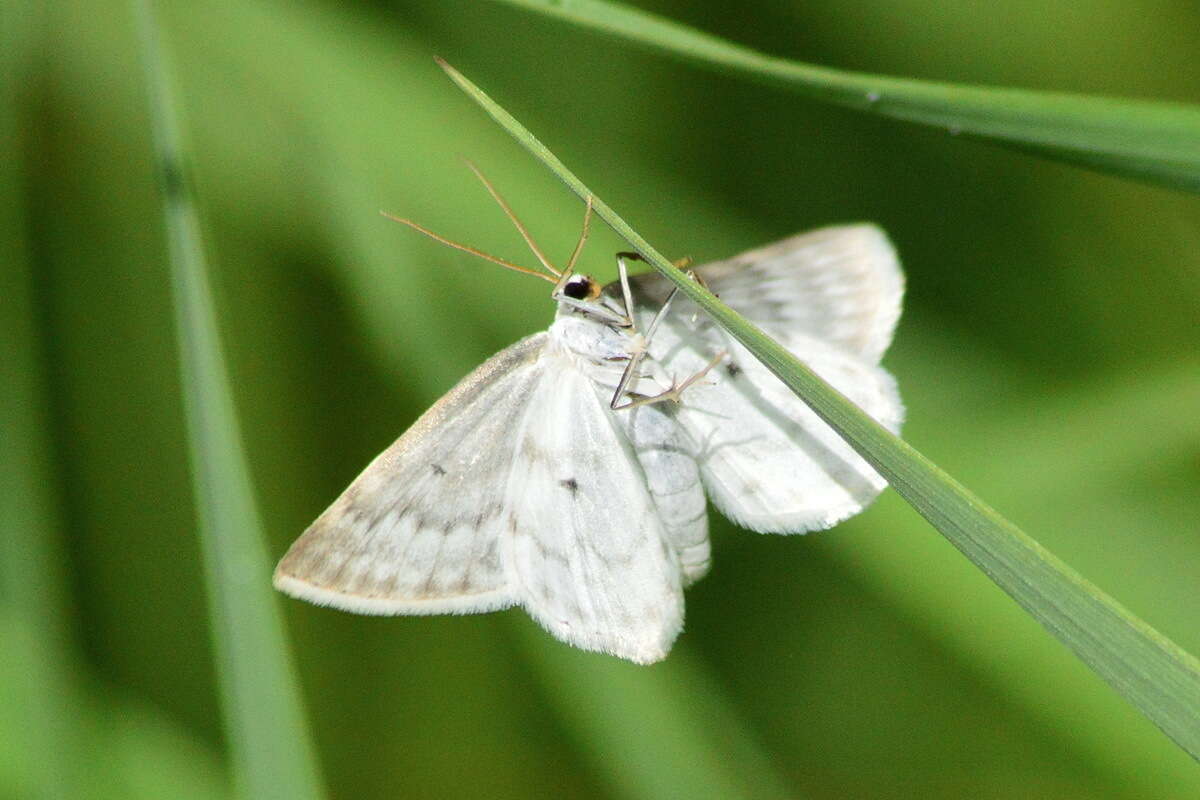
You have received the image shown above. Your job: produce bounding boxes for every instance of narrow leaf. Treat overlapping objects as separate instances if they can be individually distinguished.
[132,3,325,797]
[488,0,1200,192]
[0,8,93,789]
[437,58,1200,761]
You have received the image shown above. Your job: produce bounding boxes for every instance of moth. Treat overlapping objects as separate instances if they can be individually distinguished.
[274,166,904,664]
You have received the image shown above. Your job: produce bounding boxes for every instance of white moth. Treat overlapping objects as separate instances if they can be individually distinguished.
[274,167,904,664]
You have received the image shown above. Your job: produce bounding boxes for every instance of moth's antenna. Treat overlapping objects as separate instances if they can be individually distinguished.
[563,196,594,276]
[462,158,561,278]
[380,211,557,284]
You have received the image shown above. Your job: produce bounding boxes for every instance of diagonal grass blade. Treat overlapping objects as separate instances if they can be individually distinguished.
[436,57,1200,762]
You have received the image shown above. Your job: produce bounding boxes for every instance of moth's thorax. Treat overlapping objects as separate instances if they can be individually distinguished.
[548,310,635,362]
[548,306,671,398]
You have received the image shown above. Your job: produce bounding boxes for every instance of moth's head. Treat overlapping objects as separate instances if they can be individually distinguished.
[560,274,602,302]
[554,273,632,329]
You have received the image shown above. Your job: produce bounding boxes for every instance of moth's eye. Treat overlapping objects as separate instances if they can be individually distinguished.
[563,275,596,301]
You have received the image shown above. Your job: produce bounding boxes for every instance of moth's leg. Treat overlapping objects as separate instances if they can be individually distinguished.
[609,285,681,409]
[609,353,645,410]
[609,255,716,409]
[555,297,631,326]
[612,349,727,411]
[671,348,727,396]
[614,252,640,329]
[613,252,701,322]
[610,264,717,409]
[641,281,680,344]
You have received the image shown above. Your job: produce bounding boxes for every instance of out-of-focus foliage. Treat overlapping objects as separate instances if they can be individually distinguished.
[133,1,325,795]
[5,1,1199,798]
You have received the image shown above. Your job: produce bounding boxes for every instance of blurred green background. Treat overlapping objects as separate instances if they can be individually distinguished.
[5,1,1200,798]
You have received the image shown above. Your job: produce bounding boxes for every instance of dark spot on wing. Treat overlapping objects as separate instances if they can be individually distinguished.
[431,463,446,476]
[726,362,742,377]
[560,478,579,495]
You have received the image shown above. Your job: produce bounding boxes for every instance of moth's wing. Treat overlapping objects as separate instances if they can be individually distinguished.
[605,225,904,534]
[616,403,710,585]
[507,350,685,663]
[671,332,902,533]
[565,339,710,586]
[273,333,548,615]
[627,224,904,363]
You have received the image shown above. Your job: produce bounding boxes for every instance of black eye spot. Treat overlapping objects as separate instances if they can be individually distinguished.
[563,276,592,300]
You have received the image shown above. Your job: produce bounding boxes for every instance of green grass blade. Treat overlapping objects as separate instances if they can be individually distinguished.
[0,254,93,800]
[0,10,92,789]
[437,59,1200,761]
[132,3,325,797]
[488,0,1200,192]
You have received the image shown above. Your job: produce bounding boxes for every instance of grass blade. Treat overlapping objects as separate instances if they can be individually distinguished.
[436,58,1200,761]
[133,3,325,797]
[0,7,93,790]
[488,0,1200,192]
[0,234,93,800]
